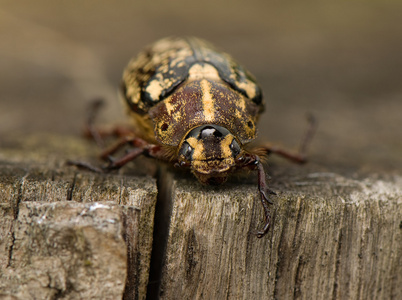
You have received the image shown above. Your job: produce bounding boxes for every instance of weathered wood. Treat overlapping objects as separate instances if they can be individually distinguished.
[1,133,402,299]
[1,200,127,299]
[155,167,402,299]
[0,137,157,300]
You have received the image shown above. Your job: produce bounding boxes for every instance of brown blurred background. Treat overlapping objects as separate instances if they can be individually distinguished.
[1,0,401,172]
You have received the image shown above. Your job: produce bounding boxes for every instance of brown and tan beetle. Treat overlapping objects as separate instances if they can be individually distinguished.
[69,37,315,238]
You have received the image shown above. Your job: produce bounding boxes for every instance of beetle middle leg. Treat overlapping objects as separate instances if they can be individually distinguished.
[261,114,317,164]
[68,99,163,172]
[102,141,165,171]
[83,98,135,149]
[68,136,165,173]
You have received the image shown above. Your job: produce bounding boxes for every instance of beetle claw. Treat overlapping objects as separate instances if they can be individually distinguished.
[256,211,272,238]
[260,189,274,205]
[256,190,273,238]
[268,188,277,196]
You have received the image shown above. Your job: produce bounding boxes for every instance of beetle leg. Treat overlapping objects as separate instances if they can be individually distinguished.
[254,156,274,238]
[104,143,165,171]
[83,98,136,148]
[84,98,107,148]
[104,147,145,170]
[98,136,148,161]
[261,146,308,164]
[262,113,317,164]
[238,154,274,237]
[256,161,274,205]
[67,148,144,173]
[66,160,104,173]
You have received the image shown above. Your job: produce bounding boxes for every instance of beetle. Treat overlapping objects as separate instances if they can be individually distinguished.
[69,37,315,238]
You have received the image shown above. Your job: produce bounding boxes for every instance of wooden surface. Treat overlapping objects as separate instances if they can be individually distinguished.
[1,135,401,299]
[0,138,157,299]
[154,166,402,299]
[1,1,402,299]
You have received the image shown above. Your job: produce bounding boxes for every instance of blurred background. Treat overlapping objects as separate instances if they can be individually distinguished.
[1,0,401,172]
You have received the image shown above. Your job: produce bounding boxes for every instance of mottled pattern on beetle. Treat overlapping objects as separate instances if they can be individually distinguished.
[149,78,260,147]
[122,37,263,115]
[188,38,263,105]
[122,37,192,114]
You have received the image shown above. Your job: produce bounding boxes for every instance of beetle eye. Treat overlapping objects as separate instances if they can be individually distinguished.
[179,142,194,161]
[229,139,241,157]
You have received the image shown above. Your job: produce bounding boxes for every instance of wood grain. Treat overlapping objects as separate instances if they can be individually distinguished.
[154,168,402,299]
[1,135,401,299]
[0,140,157,299]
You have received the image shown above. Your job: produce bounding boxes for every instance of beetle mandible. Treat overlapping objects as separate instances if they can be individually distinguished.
[69,37,315,238]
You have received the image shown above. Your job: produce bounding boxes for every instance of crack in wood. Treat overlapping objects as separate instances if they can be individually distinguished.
[146,167,174,300]
[184,228,198,280]
[225,261,233,300]
[293,197,304,245]
[7,172,29,267]
[66,172,77,200]
[273,203,288,300]
[332,205,345,300]
[123,206,141,300]
[293,255,304,299]
[6,225,16,268]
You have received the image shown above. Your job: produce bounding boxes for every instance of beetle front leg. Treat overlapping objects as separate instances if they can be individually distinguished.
[239,154,275,238]
[254,156,275,238]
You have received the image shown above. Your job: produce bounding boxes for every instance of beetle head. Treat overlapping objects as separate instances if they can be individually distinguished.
[177,124,242,185]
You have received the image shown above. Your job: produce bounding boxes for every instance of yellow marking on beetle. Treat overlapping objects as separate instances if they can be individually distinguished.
[235,109,242,120]
[185,137,198,148]
[188,63,221,81]
[159,63,169,73]
[164,96,176,115]
[126,85,140,104]
[193,158,232,174]
[200,80,215,122]
[220,135,235,158]
[186,137,206,161]
[237,81,256,100]
[146,75,164,100]
[237,97,246,111]
[170,48,193,67]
